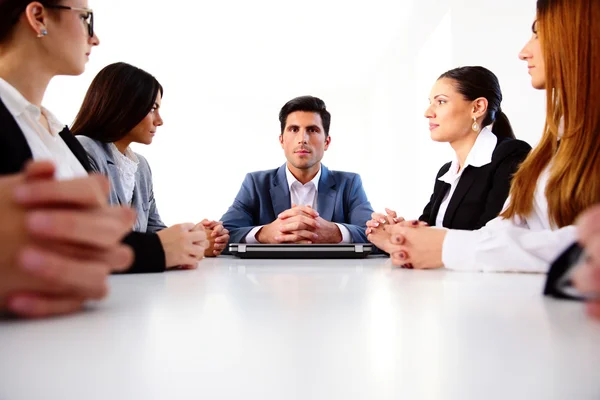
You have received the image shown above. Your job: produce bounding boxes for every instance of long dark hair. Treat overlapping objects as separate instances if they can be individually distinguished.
[71,62,163,143]
[439,66,515,139]
[0,0,62,43]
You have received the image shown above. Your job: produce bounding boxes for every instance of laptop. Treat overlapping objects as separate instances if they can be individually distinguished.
[229,243,373,259]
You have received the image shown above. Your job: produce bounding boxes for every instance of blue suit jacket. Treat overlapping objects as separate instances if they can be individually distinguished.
[221,164,373,244]
[77,136,167,234]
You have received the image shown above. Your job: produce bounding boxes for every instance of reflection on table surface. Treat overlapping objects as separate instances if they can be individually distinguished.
[1,256,599,400]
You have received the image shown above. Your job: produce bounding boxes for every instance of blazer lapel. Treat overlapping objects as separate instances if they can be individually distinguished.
[270,164,291,217]
[317,164,336,221]
[108,164,129,206]
[0,99,33,174]
[102,145,128,206]
[443,166,477,227]
[130,183,144,231]
[429,181,450,226]
[59,128,93,172]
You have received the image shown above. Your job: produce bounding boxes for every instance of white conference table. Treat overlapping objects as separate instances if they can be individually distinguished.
[1,256,599,400]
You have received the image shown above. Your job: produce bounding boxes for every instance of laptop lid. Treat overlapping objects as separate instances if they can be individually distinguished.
[228,243,373,259]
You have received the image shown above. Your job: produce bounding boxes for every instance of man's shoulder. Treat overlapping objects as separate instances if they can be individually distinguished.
[232,167,283,201]
[242,167,283,185]
[246,167,280,178]
[326,168,361,182]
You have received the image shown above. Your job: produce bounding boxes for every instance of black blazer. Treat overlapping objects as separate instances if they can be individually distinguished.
[0,99,166,273]
[419,137,531,230]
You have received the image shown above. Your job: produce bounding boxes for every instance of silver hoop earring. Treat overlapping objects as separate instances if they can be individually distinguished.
[472,117,479,132]
[37,29,48,38]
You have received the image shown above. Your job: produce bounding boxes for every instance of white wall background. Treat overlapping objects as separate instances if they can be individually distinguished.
[46,0,545,226]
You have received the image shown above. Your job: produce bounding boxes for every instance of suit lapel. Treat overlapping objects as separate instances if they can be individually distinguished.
[317,164,336,221]
[98,143,127,206]
[0,100,93,176]
[0,99,33,174]
[59,128,93,172]
[107,163,128,206]
[130,183,144,230]
[443,166,477,227]
[270,164,291,217]
[430,181,450,226]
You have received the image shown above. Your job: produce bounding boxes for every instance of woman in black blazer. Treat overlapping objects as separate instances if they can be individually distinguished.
[0,1,208,275]
[0,0,146,317]
[367,66,531,253]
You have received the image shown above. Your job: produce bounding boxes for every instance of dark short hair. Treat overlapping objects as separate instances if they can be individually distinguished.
[0,0,62,43]
[279,95,331,137]
[439,66,515,139]
[71,62,163,143]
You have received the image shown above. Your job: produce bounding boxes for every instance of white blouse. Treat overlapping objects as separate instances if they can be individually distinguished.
[109,144,139,205]
[0,78,87,180]
[435,127,497,227]
[442,165,577,273]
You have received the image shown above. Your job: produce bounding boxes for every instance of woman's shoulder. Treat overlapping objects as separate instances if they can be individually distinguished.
[74,136,113,172]
[76,136,108,155]
[133,152,154,177]
[492,137,532,161]
[134,152,149,167]
[436,161,452,178]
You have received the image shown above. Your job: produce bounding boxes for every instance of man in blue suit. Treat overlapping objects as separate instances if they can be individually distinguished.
[221,95,374,245]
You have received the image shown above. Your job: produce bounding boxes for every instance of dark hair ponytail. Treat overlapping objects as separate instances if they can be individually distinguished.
[439,66,515,139]
[490,109,515,139]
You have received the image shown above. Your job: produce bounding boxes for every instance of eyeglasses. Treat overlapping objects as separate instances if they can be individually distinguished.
[44,5,94,38]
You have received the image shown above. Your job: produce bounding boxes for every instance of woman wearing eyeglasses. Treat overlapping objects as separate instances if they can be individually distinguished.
[0,1,208,278]
[382,0,600,273]
[0,0,138,317]
[72,62,230,259]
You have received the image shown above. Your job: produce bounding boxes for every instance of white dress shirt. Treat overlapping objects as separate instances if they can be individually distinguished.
[245,166,352,243]
[109,144,139,205]
[436,127,497,227]
[0,78,87,180]
[442,165,577,273]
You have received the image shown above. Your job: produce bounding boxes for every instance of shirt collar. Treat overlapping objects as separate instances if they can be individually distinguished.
[0,77,65,137]
[110,143,139,165]
[285,165,321,191]
[439,126,498,184]
[0,77,32,118]
[40,107,66,136]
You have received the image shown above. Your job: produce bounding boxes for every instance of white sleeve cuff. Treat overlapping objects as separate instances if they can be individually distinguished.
[442,229,478,270]
[442,224,577,273]
[335,223,352,243]
[245,226,264,244]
